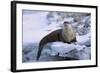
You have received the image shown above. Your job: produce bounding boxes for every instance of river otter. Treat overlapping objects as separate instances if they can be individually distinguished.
[36,22,76,61]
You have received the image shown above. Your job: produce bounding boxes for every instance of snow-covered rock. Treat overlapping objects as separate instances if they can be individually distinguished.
[76,33,91,46]
[45,32,91,60]
[45,41,89,59]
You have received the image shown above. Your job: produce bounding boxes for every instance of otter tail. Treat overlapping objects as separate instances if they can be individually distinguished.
[36,37,47,61]
[36,43,44,61]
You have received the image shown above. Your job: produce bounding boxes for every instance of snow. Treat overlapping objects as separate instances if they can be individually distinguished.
[63,17,74,23]
[22,11,91,62]
[23,11,49,43]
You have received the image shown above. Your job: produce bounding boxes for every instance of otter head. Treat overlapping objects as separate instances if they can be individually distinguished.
[62,21,71,31]
[62,21,76,43]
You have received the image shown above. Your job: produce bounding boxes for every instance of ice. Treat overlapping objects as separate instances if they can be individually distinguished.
[51,42,75,54]
[49,42,85,54]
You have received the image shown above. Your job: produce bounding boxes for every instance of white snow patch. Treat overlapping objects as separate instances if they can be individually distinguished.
[23,12,49,43]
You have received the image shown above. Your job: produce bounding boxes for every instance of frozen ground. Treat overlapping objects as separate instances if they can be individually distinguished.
[22,11,91,62]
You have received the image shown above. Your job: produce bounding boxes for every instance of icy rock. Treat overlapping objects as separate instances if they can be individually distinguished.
[47,40,90,60]
[75,15,91,35]
[76,33,91,46]
[22,43,39,62]
[50,50,58,56]
[49,42,84,55]
[65,48,90,60]
[63,17,74,23]
[51,42,76,54]
[50,42,86,53]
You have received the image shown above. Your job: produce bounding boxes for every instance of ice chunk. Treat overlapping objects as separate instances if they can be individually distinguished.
[76,33,91,46]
